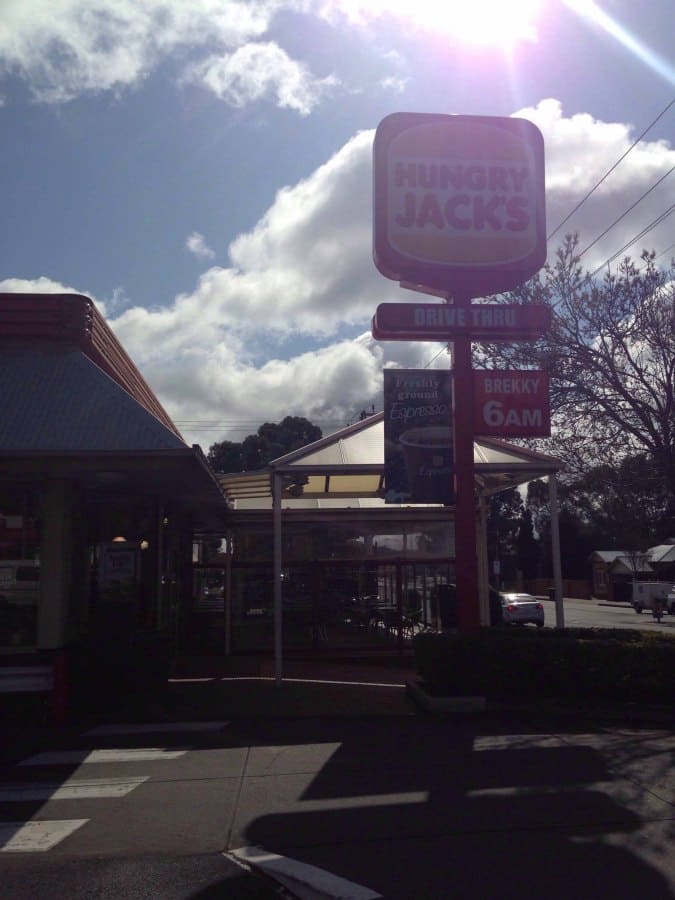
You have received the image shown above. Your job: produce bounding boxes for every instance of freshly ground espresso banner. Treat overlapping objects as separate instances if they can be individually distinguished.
[383,368,454,505]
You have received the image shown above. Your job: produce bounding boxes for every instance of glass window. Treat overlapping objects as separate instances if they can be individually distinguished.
[0,488,40,649]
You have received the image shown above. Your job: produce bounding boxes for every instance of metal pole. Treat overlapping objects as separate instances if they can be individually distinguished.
[273,472,283,684]
[224,532,232,657]
[548,473,564,628]
[450,292,481,631]
[477,493,489,626]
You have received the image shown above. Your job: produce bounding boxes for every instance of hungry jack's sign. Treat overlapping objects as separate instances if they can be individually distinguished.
[373,113,546,296]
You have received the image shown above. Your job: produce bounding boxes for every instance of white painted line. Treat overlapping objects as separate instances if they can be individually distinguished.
[229,846,383,899]
[19,748,188,766]
[83,721,229,736]
[0,776,149,801]
[281,677,406,689]
[0,819,88,852]
[215,676,405,688]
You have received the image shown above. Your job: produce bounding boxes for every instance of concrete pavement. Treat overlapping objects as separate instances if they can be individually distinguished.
[2,653,674,898]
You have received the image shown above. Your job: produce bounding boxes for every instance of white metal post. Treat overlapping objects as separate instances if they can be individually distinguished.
[548,473,564,628]
[273,471,283,684]
[477,493,489,626]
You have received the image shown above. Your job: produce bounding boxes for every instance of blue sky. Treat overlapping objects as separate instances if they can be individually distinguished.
[1,0,675,450]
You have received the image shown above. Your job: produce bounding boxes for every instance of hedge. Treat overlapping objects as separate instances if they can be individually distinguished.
[413,628,674,704]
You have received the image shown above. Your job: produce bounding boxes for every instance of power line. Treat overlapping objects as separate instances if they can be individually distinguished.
[547,96,675,241]
[591,201,675,276]
[424,345,448,368]
[578,163,675,259]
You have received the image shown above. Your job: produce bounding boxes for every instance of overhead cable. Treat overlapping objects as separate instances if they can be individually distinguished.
[590,202,675,276]
[578,164,675,259]
[547,96,675,241]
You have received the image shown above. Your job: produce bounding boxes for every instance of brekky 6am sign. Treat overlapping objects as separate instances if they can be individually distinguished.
[373,112,546,295]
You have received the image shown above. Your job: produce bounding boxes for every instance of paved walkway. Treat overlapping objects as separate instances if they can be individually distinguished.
[2,653,674,899]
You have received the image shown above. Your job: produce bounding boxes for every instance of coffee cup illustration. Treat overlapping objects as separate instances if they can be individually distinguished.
[398,425,454,503]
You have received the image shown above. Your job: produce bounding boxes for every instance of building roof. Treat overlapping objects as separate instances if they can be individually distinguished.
[0,343,185,451]
[647,544,675,565]
[218,412,563,509]
[0,301,227,529]
[592,546,675,569]
[0,292,180,437]
[590,551,627,563]
[590,551,655,574]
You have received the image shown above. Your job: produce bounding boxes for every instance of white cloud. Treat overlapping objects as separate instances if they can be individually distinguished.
[186,232,215,260]
[109,103,675,444]
[0,276,77,293]
[519,99,675,267]
[0,0,327,110]
[5,102,675,449]
[378,74,409,94]
[185,41,339,115]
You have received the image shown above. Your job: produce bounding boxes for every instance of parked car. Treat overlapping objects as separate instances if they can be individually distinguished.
[667,586,675,615]
[499,592,545,627]
[631,581,671,614]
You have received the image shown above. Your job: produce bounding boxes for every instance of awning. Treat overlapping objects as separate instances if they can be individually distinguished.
[218,412,562,508]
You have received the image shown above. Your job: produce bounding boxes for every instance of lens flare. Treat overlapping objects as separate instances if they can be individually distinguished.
[329,0,544,48]
[564,0,675,86]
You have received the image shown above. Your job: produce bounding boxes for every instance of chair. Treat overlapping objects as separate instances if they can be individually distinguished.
[402,608,422,639]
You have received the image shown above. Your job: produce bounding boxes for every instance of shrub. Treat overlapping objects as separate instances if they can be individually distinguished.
[413,628,674,704]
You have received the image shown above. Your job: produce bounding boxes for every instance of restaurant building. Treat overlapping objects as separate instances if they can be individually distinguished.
[1,292,564,708]
[0,293,226,710]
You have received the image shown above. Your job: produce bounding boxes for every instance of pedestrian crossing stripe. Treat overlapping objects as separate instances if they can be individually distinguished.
[0,819,88,852]
[0,776,149,801]
[19,748,189,766]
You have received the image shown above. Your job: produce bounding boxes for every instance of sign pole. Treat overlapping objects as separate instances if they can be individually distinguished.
[450,290,481,631]
[372,111,548,633]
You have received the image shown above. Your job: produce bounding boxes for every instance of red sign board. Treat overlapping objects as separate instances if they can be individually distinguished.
[373,113,546,296]
[372,302,550,342]
[473,370,550,437]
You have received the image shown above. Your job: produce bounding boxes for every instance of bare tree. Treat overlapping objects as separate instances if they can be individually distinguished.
[483,235,675,510]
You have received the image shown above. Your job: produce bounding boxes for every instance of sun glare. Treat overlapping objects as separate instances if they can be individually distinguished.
[369,0,544,48]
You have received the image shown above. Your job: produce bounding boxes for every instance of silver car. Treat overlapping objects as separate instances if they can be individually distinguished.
[500,592,545,627]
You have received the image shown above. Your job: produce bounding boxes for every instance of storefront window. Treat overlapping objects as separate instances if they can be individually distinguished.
[0,488,40,649]
[85,496,169,633]
[231,519,454,564]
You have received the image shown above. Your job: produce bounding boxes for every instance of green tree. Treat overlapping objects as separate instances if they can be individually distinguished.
[206,439,243,474]
[558,453,672,547]
[487,487,524,584]
[207,416,322,473]
[516,507,539,579]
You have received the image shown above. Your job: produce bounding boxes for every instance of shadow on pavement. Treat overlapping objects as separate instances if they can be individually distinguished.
[237,717,674,899]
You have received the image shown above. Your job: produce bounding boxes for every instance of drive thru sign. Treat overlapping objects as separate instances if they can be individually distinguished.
[372,302,551,341]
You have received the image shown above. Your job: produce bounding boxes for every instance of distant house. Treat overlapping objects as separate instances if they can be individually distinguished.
[589,551,654,601]
[590,543,675,601]
[646,542,675,582]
